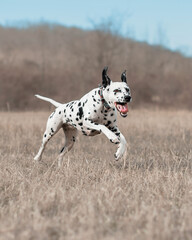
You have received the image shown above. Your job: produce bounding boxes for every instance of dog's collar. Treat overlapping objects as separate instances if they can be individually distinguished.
[98,86,111,110]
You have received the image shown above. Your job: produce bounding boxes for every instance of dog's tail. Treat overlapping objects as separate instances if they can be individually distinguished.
[35,94,62,107]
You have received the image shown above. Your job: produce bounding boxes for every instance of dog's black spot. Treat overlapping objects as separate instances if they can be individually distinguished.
[59,111,61,114]
[93,104,96,107]
[104,114,108,117]
[64,109,66,113]
[111,113,114,116]
[76,118,79,121]
[105,121,111,127]
[85,118,88,121]
[78,123,83,126]
[60,147,65,153]
[72,136,75,142]
[78,102,81,107]
[66,104,69,107]
[115,132,120,136]
[82,131,87,136]
[88,112,90,114]
[71,109,74,112]
[111,128,117,132]
[44,134,47,137]
[51,128,54,133]
[94,110,97,113]
[93,98,96,102]
[104,117,107,120]
[104,110,108,113]
[69,114,72,117]
[79,107,83,119]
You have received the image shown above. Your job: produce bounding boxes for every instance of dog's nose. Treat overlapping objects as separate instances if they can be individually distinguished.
[125,95,132,102]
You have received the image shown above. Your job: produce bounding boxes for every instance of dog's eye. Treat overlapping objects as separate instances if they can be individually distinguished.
[125,88,129,92]
[114,89,121,93]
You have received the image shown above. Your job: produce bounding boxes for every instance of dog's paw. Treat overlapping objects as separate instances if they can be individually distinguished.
[34,155,41,161]
[114,150,123,160]
[114,153,118,160]
[114,143,126,160]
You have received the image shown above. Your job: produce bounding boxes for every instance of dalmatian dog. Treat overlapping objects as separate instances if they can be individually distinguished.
[34,67,132,166]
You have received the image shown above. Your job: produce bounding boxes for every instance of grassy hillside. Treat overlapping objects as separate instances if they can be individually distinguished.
[0,24,192,110]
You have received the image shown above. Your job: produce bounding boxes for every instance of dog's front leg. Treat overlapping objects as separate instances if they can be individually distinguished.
[109,126,127,160]
[83,119,120,144]
[114,132,127,160]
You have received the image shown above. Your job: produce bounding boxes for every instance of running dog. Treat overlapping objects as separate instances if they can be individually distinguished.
[34,67,132,166]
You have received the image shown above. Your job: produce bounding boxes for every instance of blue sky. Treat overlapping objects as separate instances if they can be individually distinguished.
[0,0,192,56]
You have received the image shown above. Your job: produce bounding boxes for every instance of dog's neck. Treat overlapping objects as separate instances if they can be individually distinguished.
[98,86,111,110]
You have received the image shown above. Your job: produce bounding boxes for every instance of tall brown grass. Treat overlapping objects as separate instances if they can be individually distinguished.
[0,110,192,240]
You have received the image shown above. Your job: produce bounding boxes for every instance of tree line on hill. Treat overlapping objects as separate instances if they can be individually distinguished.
[0,22,192,110]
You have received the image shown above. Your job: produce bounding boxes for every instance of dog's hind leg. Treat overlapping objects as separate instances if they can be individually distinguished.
[34,114,63,161]
[57,126,77,167]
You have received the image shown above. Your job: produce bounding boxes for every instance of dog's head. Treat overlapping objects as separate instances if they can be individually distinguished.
[102,67,132,117]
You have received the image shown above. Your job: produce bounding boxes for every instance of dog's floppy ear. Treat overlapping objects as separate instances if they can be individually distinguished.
[121,70,127,83]
[102,66,111,88]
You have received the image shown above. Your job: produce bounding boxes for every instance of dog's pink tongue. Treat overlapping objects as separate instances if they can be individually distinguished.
[117,103,129,113]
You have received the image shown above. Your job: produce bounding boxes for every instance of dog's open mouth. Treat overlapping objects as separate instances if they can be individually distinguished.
[115,102,129,117]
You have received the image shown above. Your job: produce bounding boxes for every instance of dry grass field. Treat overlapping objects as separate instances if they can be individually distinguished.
[0,109,192,240]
